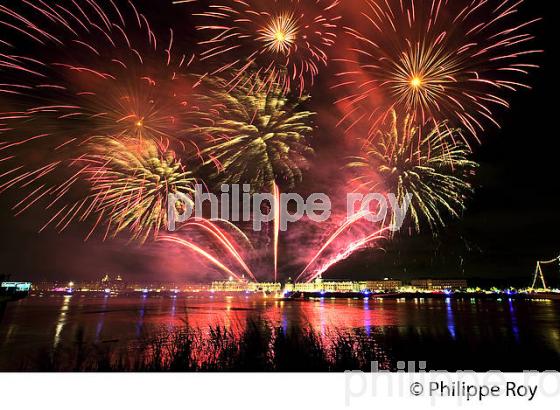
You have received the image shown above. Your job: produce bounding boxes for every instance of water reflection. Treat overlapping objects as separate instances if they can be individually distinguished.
[508,299,520,343]
[135,295,146,337]
[542,301,560,353]
[53,295,71,348]
[445,298,456,340]
[95,295,109,343]
[319,298,326,335]
[281,302,288,336]
[363,298,371,336]
[1,295,560,370]
[170,296,177,316]
[1,300,22,348]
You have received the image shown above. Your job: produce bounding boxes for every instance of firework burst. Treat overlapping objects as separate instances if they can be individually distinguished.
[77,137,196,243]
[0,0,199,226]
[186,0,341,94]
[0,0,197,145]
[191,77,315,191]
[347,110,478,234]
[335,0,541,141]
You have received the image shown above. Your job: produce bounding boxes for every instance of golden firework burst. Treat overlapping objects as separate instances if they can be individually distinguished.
[84,137,196,242]
[347,110,478,234]
[190,76,315,191]
[259,13,299,54]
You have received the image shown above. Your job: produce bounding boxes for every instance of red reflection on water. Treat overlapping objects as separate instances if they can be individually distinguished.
[147,295,397,336]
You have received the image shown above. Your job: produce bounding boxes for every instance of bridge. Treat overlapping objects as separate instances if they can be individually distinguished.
[531,255,560,291]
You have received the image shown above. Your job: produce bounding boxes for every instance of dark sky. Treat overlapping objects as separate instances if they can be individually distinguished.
[0,0,557,286]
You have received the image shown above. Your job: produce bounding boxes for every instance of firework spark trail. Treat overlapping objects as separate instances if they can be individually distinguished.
[304,227,389,283]
[184,218,257,282]
[184,0,341,94]
[273,181,280,282]
[334,0,541,141]
[158,218,257,282]
[296,209,379,282]
[157,235,243,282]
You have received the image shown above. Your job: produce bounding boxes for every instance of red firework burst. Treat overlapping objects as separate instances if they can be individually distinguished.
[334,0,541,142]
[183,0,341,94]
[0,0,201,229]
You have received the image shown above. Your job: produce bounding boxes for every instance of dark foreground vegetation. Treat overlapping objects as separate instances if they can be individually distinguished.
[10,313,560,372]
[25,319,390,371]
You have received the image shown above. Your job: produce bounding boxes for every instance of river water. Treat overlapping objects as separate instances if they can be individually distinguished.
[1,294,559,371]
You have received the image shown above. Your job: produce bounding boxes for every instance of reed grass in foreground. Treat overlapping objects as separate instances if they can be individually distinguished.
[27,318,389,372]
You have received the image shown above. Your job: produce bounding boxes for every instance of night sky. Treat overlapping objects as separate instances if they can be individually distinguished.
[0,0,557,286]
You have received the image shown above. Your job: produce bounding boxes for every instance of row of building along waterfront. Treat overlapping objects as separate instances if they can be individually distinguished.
[210,277,468,293]
[29,275,468,294]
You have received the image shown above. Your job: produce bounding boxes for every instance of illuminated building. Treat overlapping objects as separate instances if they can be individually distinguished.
[291,276,401,293]
[211,280,281,293]
[210,276,403,294]
[284,278,295,293]
[363,279,402,292]
[180,283,211,292]
[247,282,282,292]
[100,274,125,290]
[410,279,468,291]
[322,281,362,293]
[211,279,249,292]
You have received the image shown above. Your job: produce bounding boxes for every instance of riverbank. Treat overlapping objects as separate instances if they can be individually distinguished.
[288,291,560,301]
[28,289,560,301]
